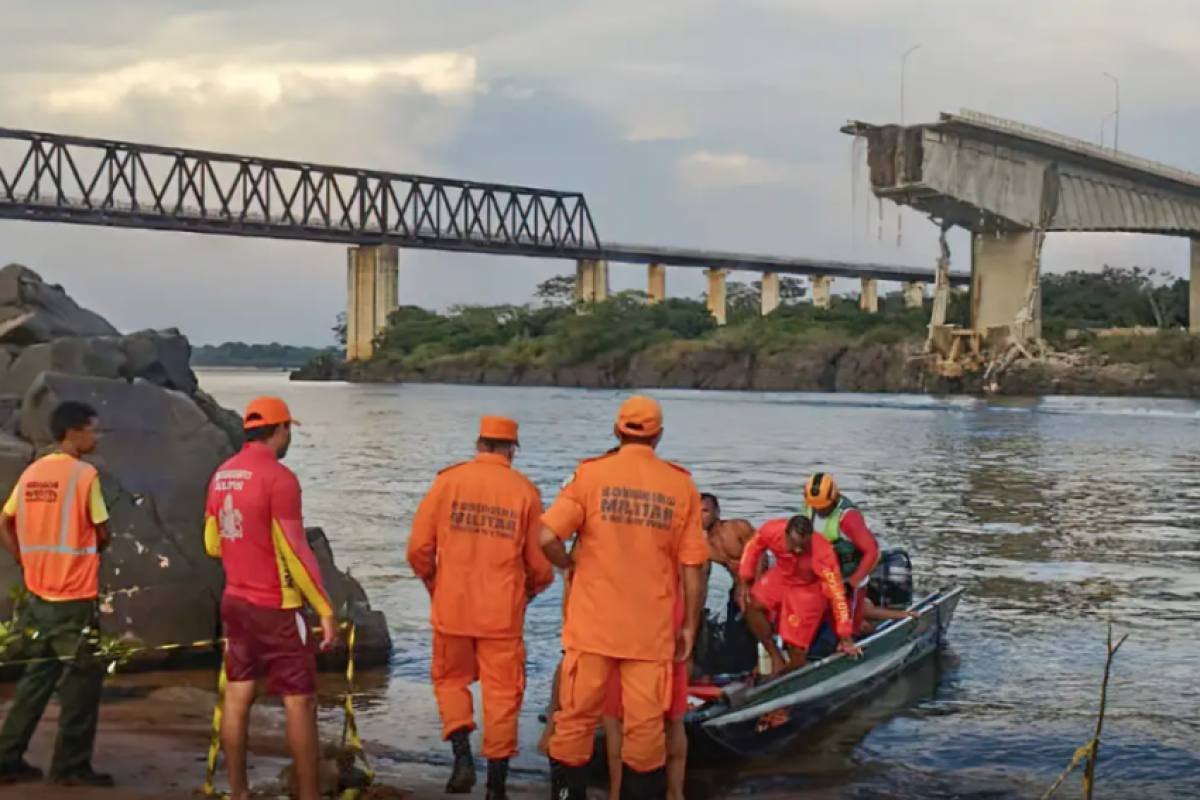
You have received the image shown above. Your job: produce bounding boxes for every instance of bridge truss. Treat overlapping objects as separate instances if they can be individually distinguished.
[0,127,601,255]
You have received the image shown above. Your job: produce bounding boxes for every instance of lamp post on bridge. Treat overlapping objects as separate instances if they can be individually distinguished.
[900,44,922,125]
[1103,72,1120,151]
[1100,111,1117,148]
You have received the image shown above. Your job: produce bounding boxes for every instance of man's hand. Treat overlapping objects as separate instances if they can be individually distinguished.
[674,625,695,663]
[837,637,863,660]
[320,615,339,652]
[737,582,753,614]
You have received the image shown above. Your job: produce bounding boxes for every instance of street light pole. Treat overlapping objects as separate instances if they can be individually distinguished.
[901,45,922,125]
[1103,72,1120,150]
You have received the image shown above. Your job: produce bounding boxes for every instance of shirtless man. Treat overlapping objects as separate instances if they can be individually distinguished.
[700,493,759,604]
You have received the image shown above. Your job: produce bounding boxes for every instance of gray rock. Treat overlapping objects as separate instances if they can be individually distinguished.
[0,337,129,397]
[120,329,197,395]
[0,265,119,344]
[307,527,392,669]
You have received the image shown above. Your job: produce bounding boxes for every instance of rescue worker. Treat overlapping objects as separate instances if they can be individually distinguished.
[602,577,690,800]
[204,397,338,800]
[0,401,113,787]
[739,515,862,674]
[540,395,708,800]
[802,474,880,634]
[407,416,554,800]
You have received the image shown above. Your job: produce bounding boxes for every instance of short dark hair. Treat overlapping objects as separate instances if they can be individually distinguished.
[477,437,516,453]
[50,401,98,442]
[618,433,658,447]
[244,423,281,442]
[700,493,719,511]
[785,515,814,537]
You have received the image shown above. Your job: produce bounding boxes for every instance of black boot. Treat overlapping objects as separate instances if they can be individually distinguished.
[548,758,588,800]
[619,764,666,800]
[485,758,509,800]
[445,729,476,794]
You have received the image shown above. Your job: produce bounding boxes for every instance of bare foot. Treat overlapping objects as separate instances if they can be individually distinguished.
[769,654,787,676]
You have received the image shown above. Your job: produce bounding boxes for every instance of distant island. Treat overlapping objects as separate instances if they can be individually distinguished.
[289,267,1200,397]
[192,341,339,369]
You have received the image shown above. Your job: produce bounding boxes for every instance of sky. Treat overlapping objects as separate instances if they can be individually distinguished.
[1,0,1198,345]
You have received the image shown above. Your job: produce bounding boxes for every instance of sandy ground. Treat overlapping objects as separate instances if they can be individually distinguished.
[0,687,551,799]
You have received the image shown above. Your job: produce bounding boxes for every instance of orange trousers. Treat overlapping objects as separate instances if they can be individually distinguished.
[432,632,526,760]
[548,649,671,773]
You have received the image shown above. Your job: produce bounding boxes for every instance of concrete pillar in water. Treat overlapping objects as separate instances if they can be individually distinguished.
[812,275,832,309]
[647,263,666,303]
[761,271,781,315]
[345,245,399,361]
[1191,239,1200,334]
[859,278,879,313]
[971,230,1042,340]
[706,268,728,325]
[903,281,926,308]
[575,259,609,304]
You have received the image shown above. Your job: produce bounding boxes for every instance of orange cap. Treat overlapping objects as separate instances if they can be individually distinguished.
[615,395,663,438]
[243,397,300,430]
[479,415,519,443]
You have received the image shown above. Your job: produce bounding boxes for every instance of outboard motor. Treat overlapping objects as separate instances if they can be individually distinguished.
[867,548,913,610]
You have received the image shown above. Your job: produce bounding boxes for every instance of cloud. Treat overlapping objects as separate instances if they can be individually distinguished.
[1,0,1198,345]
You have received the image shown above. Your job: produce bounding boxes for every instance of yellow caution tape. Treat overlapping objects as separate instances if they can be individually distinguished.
[201,659,227,797]
[341,623,374,781]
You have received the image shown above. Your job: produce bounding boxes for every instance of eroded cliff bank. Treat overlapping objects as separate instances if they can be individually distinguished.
[0,264,391,671]
[292,336,1200,398]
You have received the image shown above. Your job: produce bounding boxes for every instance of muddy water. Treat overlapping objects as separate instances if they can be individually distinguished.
[194,373,1200,799]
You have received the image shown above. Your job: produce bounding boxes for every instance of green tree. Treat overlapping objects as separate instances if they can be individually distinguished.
[535,275,577,307]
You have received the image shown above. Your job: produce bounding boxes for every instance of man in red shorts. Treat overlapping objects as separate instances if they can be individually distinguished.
[204,397,338,800]
[602,587,690,800]
[739,516,861,675]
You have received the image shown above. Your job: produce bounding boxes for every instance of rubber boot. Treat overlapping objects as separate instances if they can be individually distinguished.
[485,758,509,800]
[445,729,476,794]
[619,764,666,800]
[548,758,588,800]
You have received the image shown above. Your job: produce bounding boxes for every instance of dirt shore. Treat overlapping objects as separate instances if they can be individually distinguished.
[0,684,549,799]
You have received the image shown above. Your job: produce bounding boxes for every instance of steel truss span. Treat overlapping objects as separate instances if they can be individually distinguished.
[0,127,601,255]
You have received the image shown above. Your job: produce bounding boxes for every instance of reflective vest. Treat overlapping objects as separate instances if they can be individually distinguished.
[804,496,863,580]
[15,455,101,602]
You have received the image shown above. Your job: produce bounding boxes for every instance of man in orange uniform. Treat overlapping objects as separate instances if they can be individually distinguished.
[0,401,113,787]
[204,397,338,800]
[739,516,862,675]
[540,396,708,800]
[407,416,554,800]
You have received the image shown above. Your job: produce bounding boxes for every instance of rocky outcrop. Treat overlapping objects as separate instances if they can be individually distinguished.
[0,263,391,670]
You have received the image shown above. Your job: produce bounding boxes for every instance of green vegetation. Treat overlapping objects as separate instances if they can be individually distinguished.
[308,265,1193,376]
[192,341,336,368]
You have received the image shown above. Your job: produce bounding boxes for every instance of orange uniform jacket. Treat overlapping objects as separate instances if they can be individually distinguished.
[407,453,554,639]
[739,518,854,640]
[542,444,709,662]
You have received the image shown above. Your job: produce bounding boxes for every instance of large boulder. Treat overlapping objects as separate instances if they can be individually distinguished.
[0,269,391,673]
[0,264,119,345]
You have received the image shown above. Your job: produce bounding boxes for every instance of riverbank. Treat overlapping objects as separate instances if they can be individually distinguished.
[291,333,1200,398]
[0,681,544,799]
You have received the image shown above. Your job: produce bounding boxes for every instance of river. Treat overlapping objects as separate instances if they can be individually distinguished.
[199,370,1200,799]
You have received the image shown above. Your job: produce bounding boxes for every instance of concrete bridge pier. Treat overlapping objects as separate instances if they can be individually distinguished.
[345,245,399,361]
[761,271,780,315]
[575,259,609,303]
[971,231,1042,341]
[1191,240,1200,334]
[706,268,728,325]
[812,276,832,309]
[903,281,926,308]
[647,263,666,303]
[859,278,878,313]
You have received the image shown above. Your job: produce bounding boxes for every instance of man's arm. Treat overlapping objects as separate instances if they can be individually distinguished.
[676,487,710,660]
[737,529,770,585]
[88,476,111,552]
[522,490,555,599]
[270,472,334,620]
[405,482,442,595]
[0,513,19,565]
[840,510,880,589]
[814,538,854,641]
[539,470,586,571]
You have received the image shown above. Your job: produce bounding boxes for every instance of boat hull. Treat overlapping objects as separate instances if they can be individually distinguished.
[687,585,964,760]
